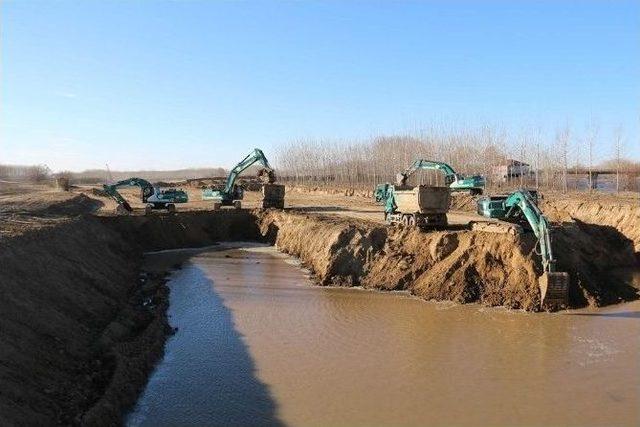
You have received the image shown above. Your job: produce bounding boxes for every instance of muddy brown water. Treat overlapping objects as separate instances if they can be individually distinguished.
[128,244,640,427]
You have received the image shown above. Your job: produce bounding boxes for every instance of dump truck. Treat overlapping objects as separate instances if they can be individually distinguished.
[375,183,450,228]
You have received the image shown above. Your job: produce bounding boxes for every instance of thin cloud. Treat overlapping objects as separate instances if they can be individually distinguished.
[53,91,77,99]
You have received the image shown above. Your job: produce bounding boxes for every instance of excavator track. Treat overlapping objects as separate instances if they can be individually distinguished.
[469,220,523,236]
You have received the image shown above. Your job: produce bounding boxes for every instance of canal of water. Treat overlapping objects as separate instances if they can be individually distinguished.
[128,244,640,426]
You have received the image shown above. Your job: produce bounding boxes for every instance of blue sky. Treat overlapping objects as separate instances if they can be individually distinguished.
[1,0,638,171]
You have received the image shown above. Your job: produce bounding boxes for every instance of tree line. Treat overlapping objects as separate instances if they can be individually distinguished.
[274,125,640,193]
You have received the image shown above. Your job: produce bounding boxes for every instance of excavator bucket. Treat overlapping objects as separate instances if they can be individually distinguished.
[257,168,276,183]
[538,272,569,310]
[115,201,133,215]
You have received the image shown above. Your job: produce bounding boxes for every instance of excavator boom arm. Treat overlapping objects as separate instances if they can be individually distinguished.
[396,159,457,185]
[477,188,568,308]
[103,178,156,211]
[503,190,556,272]
[223,148,275,195]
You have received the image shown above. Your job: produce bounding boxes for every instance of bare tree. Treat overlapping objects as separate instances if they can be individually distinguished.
[585,118,599,191]
[555,124,571,193]
[273,123,635,195]
[613,125,624,193]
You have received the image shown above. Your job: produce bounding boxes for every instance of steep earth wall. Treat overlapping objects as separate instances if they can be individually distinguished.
[0,209,266,426]
[99,210,260,251]
[0,217,169,425]
[258,211,543,309]
[448,192,640,257]
[256,210,639,310]
[542,198,640,255]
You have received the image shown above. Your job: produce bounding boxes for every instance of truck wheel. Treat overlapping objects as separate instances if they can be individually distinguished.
[144,205,153,215]
[408,216,416,227]
[234,200,242,210]
[213,203,222,211]
[402,215,409,226]
[167,204,176,213]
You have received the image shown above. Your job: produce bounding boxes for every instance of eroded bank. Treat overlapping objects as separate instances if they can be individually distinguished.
[1,206,638,425]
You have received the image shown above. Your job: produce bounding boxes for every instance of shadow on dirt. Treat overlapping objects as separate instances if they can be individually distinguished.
[555,220,639,307]
[570,311,640,319]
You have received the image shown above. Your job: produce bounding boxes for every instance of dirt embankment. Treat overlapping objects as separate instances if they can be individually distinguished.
[99,210,260,251]
[446,191,640,257]
[0,217,170,426]
[258,211,541,309]
[542,198,640,256]
[285,184,372,198]
[0,207,270,425]
[256,210,639,310]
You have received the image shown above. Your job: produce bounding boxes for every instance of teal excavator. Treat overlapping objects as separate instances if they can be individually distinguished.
[103,178,188,215]
[396,159,485,195]
[202,148,279,209]
[476,189,569,309]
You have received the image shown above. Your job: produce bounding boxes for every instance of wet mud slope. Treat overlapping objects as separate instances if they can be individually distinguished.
[0,209,266,425]
[0,217,170,426]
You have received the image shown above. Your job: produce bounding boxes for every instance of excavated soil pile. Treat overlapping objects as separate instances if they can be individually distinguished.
[257,210,542,309]
[449,193,477,211]
[0,192,103,217]
[0,217,170,425]
[446,190,640,260]
[256,210,639,310]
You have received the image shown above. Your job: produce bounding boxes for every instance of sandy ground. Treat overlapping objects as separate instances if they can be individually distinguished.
[85,183,484,227]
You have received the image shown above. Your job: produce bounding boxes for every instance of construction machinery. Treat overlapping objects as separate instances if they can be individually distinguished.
[202,148,285,209]
[103,178,188,215]
[396,159,485,195]
[374,183,450,228]
[475,189,569,309]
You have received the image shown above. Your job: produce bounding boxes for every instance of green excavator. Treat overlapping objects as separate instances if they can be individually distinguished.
[396,159,485,195]
[476,189,569,309]
[202,148,282,209]
[103,178,188,215]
